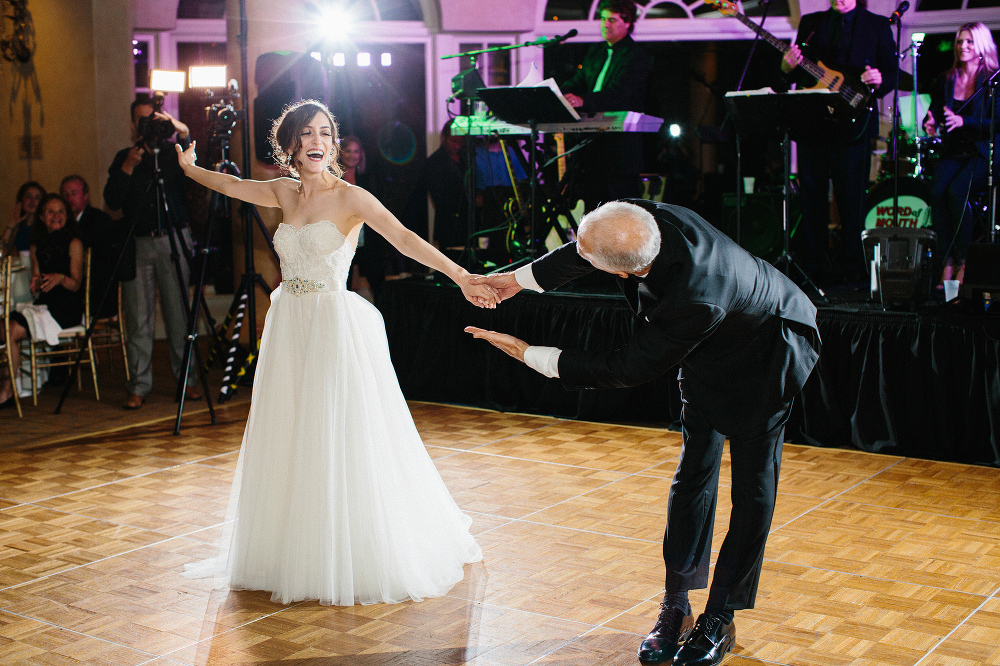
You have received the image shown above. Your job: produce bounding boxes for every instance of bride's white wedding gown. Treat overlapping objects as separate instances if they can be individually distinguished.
[188,220,482,605]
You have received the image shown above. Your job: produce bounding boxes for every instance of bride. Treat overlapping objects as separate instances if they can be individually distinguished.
[177,99,493,605]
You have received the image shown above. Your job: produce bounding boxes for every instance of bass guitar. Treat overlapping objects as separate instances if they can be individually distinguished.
[704,0,873,118]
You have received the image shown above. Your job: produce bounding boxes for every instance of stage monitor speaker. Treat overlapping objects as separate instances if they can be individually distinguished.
[719,193,786,262]
[861,227,937,307]
[960,243,1000,304]
[252,52,329,163]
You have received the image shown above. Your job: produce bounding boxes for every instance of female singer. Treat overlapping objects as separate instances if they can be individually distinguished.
[923,22,999,283]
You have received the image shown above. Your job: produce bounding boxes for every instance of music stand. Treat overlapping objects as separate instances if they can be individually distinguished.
[476,86,579,259]
[726,90,835,301]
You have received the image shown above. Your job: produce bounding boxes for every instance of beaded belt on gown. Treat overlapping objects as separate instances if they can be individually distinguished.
[283,276,329,295]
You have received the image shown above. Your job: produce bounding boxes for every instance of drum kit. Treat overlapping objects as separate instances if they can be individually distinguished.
[865,31,939,233]
[865,135,939,231]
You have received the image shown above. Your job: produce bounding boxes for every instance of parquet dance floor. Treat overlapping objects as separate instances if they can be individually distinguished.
[1,401,998,665]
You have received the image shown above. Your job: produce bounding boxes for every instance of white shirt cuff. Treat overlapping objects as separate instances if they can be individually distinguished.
[524,346,561,378]
[514,264,544,292]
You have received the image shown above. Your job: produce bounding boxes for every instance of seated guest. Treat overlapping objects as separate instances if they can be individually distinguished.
[0,194,84,407]
[60,175,124,318]
[3,181,46,305]
[3,181,45,257]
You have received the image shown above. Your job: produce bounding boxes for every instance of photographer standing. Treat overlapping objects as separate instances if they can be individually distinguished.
[104,96,201,410]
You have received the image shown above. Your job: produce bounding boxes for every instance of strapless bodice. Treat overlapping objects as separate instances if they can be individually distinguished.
[273,221,355,292]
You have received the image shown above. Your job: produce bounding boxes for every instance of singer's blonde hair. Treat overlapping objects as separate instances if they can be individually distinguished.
[949,22,999,78]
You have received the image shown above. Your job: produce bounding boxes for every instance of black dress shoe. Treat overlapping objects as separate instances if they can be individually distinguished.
[672,613,735,666]
[637,604,695,663]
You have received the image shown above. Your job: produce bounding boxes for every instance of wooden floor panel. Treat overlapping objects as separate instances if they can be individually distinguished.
[1,401,998,664]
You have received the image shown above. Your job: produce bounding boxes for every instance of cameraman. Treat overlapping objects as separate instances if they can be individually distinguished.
[104,95,201,410]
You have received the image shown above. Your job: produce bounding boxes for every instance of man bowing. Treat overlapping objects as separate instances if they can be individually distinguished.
[467,200,820,666]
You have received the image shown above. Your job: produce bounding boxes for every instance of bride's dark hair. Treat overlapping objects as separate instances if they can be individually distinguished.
[270,100,343,178]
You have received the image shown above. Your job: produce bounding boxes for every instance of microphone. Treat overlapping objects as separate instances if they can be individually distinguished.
[549,29,578,44]
[889,1,909,25]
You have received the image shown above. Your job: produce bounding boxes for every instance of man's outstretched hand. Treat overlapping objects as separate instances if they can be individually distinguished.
[469,272,522,303]
[465,326,529,363]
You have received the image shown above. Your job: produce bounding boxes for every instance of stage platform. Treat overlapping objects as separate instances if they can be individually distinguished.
[379,277,1000,467]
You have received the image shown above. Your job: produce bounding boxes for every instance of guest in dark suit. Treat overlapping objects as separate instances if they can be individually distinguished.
[562,0,651,212]
[781,0,897,283]
[467,200,821,666]
[60,175,125,318]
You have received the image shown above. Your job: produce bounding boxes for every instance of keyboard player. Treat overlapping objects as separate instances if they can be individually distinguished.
[562,0,651,212]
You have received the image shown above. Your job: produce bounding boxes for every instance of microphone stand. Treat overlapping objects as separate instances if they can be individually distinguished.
[890,12,905,227]
[987,68,999,243]
[732,0,773,248]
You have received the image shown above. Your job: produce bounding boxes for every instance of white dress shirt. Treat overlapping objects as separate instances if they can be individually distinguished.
[514,265,562,379]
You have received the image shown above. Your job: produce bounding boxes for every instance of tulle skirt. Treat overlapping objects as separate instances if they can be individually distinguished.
[187,285,482,605]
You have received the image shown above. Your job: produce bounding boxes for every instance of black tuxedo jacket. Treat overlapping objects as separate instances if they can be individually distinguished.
[789,9,897,142]
[530,200,820,436]
[563,35,651,176]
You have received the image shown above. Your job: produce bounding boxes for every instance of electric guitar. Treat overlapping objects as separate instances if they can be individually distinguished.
[704,0,873,118]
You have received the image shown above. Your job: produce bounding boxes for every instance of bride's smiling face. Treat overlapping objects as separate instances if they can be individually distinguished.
[294,112,336,175]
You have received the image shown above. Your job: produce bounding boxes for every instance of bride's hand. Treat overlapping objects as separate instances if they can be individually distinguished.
[175,141,197,171]
[458,273,498,309]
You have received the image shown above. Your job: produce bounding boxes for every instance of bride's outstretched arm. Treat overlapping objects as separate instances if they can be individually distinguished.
[352,188,497,308]
[176,142,284,208]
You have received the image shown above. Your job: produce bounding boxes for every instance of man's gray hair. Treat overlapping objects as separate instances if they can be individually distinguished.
[578,201,661,273]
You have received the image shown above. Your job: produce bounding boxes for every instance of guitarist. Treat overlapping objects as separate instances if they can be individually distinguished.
[780,0,897,285]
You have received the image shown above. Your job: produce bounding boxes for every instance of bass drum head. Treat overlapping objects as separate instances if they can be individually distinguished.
[864,176,932,229]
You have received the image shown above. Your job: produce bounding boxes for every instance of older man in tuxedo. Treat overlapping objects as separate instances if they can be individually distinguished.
[468,200,820,666]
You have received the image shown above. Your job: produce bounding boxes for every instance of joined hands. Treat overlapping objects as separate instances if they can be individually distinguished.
[469,272,522,302]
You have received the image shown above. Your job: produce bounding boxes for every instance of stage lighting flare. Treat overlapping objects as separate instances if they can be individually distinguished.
[314,3,353,40]
[311,51,322,61]
[358,52,371,67]
[381,52,391,67]
[333,52,346,67]
[189,65,227,89]
[669,123,682,138]
[150,69,186,93]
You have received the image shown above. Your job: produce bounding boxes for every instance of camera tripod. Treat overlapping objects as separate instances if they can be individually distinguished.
[192,101,276,404]
[56,140,218,429]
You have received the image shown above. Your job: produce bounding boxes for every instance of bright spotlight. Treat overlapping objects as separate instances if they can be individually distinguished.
[912,32,925,45]
[357,52,371,67]
[189,65,227,89]
[669,123,682,138]
[150,69,186,93]
[310,51,322,62]
[313,3,352,40]
[381,52,391,67]
[333,53,346,67]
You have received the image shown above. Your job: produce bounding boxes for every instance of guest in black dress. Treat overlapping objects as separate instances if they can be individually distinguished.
[0,194,84,406]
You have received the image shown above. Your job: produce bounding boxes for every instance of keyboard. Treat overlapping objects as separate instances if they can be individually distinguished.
[451,111,664,136]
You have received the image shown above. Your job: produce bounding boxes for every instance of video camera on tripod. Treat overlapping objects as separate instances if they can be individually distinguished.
[207,102,238,139]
